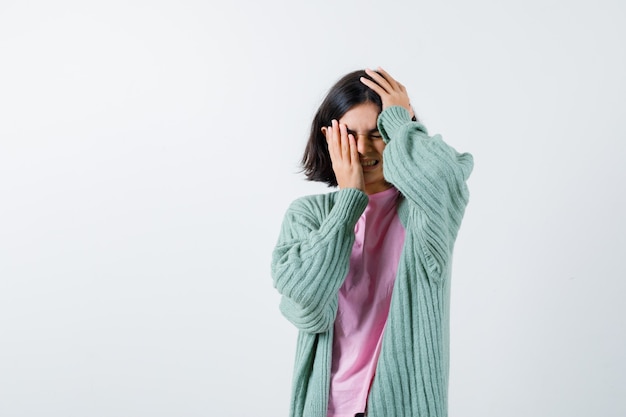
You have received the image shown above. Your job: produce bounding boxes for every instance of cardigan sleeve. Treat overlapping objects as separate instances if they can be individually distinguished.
[378,106,473,281]
[271,188,368,333]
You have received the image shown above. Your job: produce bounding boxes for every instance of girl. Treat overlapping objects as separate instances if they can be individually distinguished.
[271,68,473,417]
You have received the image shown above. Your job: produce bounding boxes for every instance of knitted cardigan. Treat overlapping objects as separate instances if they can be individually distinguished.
[272,106,473,417]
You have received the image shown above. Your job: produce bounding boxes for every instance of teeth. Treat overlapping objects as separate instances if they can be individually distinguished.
[361,160,377,167]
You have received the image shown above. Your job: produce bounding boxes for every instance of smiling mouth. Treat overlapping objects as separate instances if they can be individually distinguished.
[361,160,379,167]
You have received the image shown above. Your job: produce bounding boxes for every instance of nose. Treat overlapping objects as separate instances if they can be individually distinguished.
[354,134,372,155]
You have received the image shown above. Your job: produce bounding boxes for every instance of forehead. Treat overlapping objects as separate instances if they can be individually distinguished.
[338,102,380,131]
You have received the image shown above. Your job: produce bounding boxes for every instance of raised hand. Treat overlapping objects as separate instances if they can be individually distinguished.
[360,67,415,119]
[321,119,365,191]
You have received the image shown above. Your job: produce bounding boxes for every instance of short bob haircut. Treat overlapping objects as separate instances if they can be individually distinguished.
[301,69,382,187]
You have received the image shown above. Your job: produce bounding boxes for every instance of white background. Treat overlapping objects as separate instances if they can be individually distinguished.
[1,0,625,416]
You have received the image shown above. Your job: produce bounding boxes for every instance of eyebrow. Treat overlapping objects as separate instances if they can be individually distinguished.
[346,128,380,135]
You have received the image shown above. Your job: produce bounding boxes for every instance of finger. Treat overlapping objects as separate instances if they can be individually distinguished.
[360,75,387,97]
[339,122,350,161]
[375,67,400,91]
[348,133,359,165]
[365,67,395,93]
[363,69,391,94]
[331,120,342,161]
[326,123,337,162]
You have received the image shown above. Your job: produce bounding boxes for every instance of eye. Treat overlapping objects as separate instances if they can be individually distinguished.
[371,132,383,140]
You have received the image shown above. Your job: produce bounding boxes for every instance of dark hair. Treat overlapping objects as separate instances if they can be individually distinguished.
[301,70,383,187]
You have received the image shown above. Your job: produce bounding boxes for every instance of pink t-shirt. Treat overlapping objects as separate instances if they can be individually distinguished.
[327,187,406,417]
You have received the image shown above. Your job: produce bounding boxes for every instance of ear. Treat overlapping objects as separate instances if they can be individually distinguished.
[321,126,328,139]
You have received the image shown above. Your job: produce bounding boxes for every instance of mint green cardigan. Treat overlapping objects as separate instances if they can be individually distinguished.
[272,106,473,417]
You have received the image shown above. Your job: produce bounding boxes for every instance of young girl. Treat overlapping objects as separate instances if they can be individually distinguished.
[271,68,473,417]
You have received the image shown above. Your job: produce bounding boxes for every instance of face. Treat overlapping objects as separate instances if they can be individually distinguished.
[338,102,391,195]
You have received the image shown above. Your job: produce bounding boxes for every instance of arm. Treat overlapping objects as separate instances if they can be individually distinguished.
[379,105,473,220]
[380,106,473,279]
[271,188,368,333]
[362,68,473,280]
